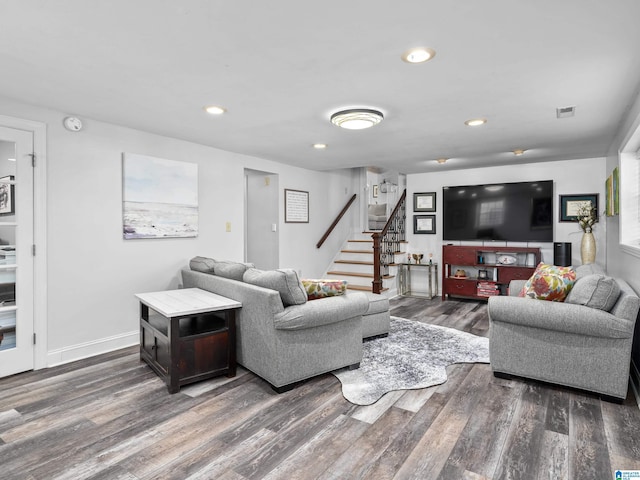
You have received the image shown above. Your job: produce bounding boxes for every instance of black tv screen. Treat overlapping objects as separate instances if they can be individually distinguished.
[443,180,553,242]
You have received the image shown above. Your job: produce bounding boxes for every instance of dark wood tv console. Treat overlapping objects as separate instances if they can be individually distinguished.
[442,245,541,301]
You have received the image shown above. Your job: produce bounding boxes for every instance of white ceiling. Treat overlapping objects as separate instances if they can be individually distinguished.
[2,1,640,173]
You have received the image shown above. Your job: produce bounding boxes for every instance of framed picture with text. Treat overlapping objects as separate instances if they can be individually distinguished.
[559,193,599,222]
[413,192,436,212]
[414,214,436,234]
[284,189,309,223]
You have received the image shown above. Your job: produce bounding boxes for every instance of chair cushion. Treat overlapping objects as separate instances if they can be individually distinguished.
[368,203,386,216]
[243,268,307,306]
[301,279,348,300]
[361,291,390,315]
[518,262,576,302]
[565,274,621,311]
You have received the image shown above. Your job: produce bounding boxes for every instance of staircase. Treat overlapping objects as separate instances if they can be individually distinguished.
[324,232,406,296]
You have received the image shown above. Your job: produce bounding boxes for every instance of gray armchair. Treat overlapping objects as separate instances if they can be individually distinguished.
[368,203,387,230]
[488,264,639,401]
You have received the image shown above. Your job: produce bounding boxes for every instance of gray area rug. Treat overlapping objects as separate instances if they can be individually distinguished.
[333,317,490,405]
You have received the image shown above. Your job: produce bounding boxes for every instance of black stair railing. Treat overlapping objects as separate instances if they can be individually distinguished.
[372,189,406,294]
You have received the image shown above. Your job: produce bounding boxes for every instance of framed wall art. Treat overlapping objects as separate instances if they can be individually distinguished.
[605,175,613,216]
[559,193,599,222]
[0,176,15,216]
[413,192,436,212]
[122,153,198,239]
[414,214,436,234]
[285,189,309,223]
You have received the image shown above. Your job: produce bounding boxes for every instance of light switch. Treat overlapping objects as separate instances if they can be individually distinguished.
[225,222,231,232]
[271,223,277,232]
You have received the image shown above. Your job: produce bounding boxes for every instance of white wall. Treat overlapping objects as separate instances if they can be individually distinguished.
[407,158,607,275]
[0,95,361,365]
[606,86,640,294]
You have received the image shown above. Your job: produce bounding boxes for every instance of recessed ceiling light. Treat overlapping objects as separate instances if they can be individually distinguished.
[436,158,448,164]
[312,143,327,149]
[401,47,436,64]
[464,118,487,127]
[204,105,227,115]
[513,149,526,156]
[7,158,16,162]
[330,109,384,130]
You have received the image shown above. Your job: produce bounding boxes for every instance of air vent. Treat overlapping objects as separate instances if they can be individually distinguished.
[556,106,576,118]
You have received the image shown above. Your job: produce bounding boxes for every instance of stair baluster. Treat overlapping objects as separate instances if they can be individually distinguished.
[372,190,407,294]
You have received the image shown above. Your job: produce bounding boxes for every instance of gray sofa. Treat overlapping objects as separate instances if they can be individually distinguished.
[488,264,640,401]
[181,258,372,392]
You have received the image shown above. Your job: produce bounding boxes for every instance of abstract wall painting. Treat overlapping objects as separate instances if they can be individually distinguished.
[613,167,619,216]
[122,153,198,239]
[605,174,613,216]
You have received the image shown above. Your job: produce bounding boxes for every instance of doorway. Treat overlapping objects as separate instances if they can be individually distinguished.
[244,169,279,270]
[0,128,35,377]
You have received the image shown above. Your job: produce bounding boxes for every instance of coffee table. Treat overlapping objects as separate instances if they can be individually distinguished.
[135,288,241,393]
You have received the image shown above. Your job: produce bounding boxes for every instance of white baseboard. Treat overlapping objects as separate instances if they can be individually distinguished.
[47,330,139,367]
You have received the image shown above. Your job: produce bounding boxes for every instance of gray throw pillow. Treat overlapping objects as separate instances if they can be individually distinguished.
[189,256,216,274]
[565,274,621,311]
[214,262,248,281]
[243,268,307,306]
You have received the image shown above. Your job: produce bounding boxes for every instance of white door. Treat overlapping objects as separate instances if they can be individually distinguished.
[0,126,34,377]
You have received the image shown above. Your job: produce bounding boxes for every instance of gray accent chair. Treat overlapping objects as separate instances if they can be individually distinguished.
[368,203,387,230]
[182,267,370,392]
[488,264,640,401]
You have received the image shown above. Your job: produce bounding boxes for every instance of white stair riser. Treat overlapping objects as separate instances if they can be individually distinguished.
[346,242,373,249]
[340,252,374,262]
[332,264,374,274]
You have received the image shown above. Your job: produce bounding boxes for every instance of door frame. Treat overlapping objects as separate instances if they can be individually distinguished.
[0,114,47,370]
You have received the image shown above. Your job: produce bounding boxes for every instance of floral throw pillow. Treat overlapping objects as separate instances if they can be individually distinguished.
[302,279,348,300]
[518,263,577,302]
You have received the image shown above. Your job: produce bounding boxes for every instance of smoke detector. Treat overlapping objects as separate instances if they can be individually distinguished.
[556,106,576,118]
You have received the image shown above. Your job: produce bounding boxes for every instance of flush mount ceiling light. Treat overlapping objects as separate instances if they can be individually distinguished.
[312,143,327,149]
[513,149,526,156]
[401,47,436,64]
[204,105,227,115]
[436,158,448,164]
[464,118,487,127]
[330,109,384,130]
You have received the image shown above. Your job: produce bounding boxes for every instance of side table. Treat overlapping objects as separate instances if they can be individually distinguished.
[135,288,241,393]
[397,263,439,299]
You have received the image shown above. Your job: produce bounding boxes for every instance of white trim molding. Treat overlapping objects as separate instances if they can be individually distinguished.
[47,330,139,367]
[0,114,48,370]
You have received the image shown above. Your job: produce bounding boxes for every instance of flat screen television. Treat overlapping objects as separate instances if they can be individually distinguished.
[442,180,553,242]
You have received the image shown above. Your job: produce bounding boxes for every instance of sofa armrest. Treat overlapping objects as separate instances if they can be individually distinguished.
[274,292,369,330]
[488,296,634,339]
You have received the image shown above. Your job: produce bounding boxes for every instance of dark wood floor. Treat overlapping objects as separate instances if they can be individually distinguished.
[1,296,639,479]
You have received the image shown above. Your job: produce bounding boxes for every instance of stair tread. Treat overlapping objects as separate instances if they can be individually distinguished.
[327,271,395,279]
[341,249,373,254]
[334,260,374,265]
[347,285,389,292]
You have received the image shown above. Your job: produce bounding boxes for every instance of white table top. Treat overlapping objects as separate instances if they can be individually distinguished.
[135,288,241,318]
